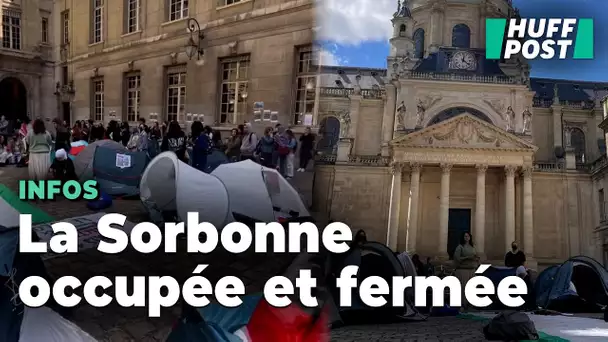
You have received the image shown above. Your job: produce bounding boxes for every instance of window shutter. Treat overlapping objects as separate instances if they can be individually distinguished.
[164,0,169,22]
[89,0,94,44]
[123,0,128,34]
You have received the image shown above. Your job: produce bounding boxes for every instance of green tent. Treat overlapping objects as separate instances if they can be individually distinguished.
[0,184,54,228]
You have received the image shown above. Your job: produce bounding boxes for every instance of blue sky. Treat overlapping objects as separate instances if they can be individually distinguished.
[318,0,608,82]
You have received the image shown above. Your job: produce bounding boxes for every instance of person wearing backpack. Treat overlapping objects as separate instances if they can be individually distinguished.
[240,123,258,161]
[274,125,290,176]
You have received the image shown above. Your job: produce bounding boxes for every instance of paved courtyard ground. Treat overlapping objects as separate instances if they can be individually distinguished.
[2,166,575,341]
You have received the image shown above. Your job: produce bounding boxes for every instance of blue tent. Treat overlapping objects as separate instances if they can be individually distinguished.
[534,256,608,312]
[93,146,149,197]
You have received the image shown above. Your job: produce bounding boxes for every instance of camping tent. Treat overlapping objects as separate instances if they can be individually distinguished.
[140,154,309,226]
[186,148,229,173]
[534,256,608,312]
[74,140,125,181]
[328,242,422,325]
[0,186,95,341]
[211,160,310,223]
[74,139,148,196]
[140,152,232,228]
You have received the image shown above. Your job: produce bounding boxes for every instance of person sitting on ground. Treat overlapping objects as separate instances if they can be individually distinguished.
[350,229,367,248]
[50,149,77,181]
[505,241,526,268]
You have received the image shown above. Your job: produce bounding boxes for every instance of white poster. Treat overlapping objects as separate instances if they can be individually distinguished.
[115,153,131,169]
[303,114,313,126]
[32,212,136,260]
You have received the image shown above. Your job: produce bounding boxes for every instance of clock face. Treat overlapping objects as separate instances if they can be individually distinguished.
[449,51,477,70]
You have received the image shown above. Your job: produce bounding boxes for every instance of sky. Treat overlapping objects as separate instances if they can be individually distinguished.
[317,0,608,82]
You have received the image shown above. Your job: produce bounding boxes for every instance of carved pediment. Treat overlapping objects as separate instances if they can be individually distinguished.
[390,113,537,151]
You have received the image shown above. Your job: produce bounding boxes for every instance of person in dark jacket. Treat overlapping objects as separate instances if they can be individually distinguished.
[505,241,526,268]
[190,121,210,172]
[298,126,315,172]
[107,120,121,143]
[161,121,187,162]
[52,118,71,151]
[50,149,77,181]
[120,122,131,146]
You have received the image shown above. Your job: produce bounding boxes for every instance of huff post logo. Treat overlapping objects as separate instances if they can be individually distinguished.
[486,18,594,60]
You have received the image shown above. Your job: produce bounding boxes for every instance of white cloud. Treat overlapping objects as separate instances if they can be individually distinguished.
[319,43,349,66]
[317,0,395,45]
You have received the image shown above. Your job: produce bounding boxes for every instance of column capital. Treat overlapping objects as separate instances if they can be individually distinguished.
[410,162,422,173]
[390,161,403,174]
[505,165,518,177]
[521,165,533,178]
[440,163,453,174]
[475,164,488,174]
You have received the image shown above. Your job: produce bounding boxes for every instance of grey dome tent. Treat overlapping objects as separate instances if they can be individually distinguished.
[327,242,423,326]
[73,139,148,197]
[534,255,608,312]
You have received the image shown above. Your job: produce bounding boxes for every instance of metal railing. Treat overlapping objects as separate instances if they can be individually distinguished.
[407,72,517,84]
[319,87,385,99]
[532,98,595,109]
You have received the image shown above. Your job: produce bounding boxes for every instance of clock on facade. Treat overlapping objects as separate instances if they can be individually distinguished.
[449,51,477,71]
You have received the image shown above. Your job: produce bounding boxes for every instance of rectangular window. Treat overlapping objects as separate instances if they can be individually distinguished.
[61,11,69,44]
[126,74,141,122]
[293,46,318,125]
[92,78,104,121]
[41,18,48,43]
[2,10,21,50]
[126,0,140,33]
[166,71,186,122]
[600,189,606,222]
[168,0,189,22]
[92,0,104,43]
[218,0,242,7]
[219,56,250,124]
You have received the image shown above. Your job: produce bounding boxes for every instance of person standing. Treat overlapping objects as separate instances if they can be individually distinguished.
[298,126,315,172]
[161,121,187,162]
[52,118,70,151]
[505,241,526,268]
[190,121,210,172]
[225,128,242,162]
[26,119,53,180]
[240,123,258,161]
[258,127,275,168]
[284,129,297,179]
[453,232,479,312]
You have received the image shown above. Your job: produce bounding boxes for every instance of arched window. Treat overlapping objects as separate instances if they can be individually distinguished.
[570,128,586,163]
[413,28,425,58]
[317,116,340,154]
[399,24,406,37]
[452,24,471,48]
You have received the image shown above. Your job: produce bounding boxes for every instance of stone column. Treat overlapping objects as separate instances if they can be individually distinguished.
[406,163,422,252]
[551,105,563,150]
[387,162,403,251]
[522,166,534,257]
[381,82,397,156]
[349,95,362,151]
[475,164,487,258]
[438,163,452,257]
[312,75,322,126]
[504,165,517,252]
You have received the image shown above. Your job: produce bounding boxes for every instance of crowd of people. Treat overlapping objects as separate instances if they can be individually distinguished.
[0,115,317,182]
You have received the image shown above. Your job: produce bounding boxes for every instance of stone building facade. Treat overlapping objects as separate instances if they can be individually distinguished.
[53,0,314,128]
[312,0,608,268]
[1,0,56,125]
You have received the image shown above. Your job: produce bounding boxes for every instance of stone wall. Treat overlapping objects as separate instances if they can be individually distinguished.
[55,0,313,125]
[313,164,598,265]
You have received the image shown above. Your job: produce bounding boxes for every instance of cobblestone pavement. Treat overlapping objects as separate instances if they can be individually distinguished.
[331,316,488,341]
